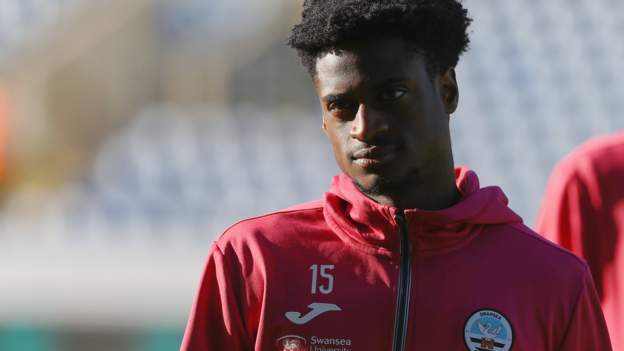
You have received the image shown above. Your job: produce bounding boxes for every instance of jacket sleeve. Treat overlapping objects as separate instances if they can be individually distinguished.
[181,244,251,351]
[535,167,594,255]
[535,166,610,299]
[557,267,612,350]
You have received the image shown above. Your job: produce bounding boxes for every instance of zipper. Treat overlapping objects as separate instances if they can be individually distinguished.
[392,212,412,351]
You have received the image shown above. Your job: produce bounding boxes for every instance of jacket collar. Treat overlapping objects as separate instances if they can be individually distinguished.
[323,167,523,258]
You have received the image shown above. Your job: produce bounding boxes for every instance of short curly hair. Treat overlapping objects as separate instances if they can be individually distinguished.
[288,0,472,76]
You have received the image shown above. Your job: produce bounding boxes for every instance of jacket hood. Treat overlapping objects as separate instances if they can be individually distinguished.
[323,167,523,258]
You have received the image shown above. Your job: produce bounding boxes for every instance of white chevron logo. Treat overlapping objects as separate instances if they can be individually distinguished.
[285,303,342,325]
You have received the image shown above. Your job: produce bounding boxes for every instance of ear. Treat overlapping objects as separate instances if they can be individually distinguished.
[439,67,459,114]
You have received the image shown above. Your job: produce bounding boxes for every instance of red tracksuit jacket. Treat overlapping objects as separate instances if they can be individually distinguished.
[182,168,611,350]
[536,132,624,351]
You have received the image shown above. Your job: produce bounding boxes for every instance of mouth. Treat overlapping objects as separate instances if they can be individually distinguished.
[352,145,399,168]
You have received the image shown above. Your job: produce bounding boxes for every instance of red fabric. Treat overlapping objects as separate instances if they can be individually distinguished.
[183,167,611,350]
[537,132,624,350]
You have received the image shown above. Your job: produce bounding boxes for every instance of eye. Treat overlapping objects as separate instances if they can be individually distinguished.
[328,99,354,112]
[379,87,407,101]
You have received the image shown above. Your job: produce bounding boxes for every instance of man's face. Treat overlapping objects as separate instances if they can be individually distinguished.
[314,37,458,195]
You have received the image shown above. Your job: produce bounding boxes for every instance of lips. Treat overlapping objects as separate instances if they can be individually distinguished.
[352,145,399,167]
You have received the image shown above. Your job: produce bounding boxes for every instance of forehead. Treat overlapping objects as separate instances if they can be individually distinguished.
[314,38,428,93]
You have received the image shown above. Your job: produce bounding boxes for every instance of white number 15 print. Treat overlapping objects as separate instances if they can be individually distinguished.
[310,264,334,294]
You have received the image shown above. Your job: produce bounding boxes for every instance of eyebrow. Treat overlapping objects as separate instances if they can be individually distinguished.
[375,77,410,86]
[322,94,349,104]
[320,77,411,103]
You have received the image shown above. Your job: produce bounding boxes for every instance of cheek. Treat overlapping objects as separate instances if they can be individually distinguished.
[325,127,352,165]
[401,118,448,153]
[324,120,348,146]
[329,132,349,159]
[407,101,448,136]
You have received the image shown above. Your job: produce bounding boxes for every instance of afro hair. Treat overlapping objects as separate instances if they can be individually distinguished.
[288,0,472,76]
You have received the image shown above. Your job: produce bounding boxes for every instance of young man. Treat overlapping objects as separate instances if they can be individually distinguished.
[536,132,624,351]
[182,1,612,350]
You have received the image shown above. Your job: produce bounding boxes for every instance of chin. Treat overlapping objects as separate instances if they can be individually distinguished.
[353,173,398,197]
[351,166,420,197]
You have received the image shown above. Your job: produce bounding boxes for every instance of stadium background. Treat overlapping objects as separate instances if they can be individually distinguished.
[1,0,623,350]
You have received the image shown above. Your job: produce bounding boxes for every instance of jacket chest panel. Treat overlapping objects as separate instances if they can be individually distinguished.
[401,259,559,351]
[259,253,397,351]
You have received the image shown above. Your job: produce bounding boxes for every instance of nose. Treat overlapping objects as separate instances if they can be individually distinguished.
[350,103,389,141]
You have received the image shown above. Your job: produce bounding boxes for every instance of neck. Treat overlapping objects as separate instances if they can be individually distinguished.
[359,163,461,211]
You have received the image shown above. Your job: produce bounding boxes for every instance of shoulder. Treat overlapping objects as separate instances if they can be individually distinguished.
[566,132,624,161]
[554,132,624,180]
[483,222,590,279]
[475,223,593,307]
[576,131,624,156]
[511,223,587,264]
[214,199,325,251]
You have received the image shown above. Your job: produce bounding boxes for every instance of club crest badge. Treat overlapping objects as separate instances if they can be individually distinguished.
[276,335,309,351]
[464,309,513,351]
